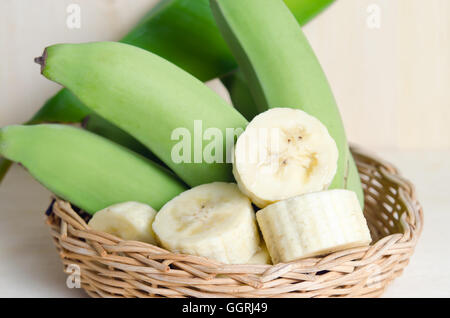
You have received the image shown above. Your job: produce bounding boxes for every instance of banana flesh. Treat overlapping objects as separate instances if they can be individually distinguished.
[233,108,338,208]
[256,190,372,264]
[89,202,157,244]
[153,182,260,264]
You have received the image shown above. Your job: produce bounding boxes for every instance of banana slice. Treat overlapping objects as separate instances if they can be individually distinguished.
[88,202,157,244]
[247,242,272,265]
[233,108,338,208]
[152,182,260,264]
[256,190,372,264]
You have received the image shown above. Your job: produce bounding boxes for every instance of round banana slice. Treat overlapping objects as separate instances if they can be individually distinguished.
[88,202,157,244]
[233,108,338,208]
[152,182,260,264]
[256,190,372,264]
[246,242,272,265]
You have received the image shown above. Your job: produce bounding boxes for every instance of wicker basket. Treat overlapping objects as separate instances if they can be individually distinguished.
[45,147,423,298]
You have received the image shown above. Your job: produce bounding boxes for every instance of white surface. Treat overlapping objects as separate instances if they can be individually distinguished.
[0,149,448,297]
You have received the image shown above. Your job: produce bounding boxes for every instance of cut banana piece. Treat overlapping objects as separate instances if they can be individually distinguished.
[246,242,272,265]
[152,182,260,264]
[233,108,338,208]
[256,190,372,264]
[88,202,157,244]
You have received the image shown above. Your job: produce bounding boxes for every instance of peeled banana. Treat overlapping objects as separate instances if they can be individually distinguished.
[233,108,338,208]
[256,190,372,264]
[152,182,260,264]
[210,0,364,207]
[247,242,272,265]
[0,125,186,214]
[88,202,157,244]
[37,42,248,187]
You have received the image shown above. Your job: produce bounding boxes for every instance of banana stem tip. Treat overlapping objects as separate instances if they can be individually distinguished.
[34,49,47,74]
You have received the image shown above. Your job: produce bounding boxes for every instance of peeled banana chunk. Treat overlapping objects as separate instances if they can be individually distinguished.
[246,241,272,265]
[256,190,372,264]
[233,108,339,208]
[88,201,157,244]
[152,182,260,264]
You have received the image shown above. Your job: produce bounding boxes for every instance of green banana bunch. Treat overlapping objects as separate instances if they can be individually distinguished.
[0,0,334,184]
[37,41,248,187]
[30,0,335,125]
[210,0,364,206]
[0,125,186,214]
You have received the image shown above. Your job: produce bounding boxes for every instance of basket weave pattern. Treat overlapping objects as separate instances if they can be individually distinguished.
[46,148,423,298]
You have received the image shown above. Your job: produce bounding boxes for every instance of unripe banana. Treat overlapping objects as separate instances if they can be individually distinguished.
[37,42,248,187]
[88,202,157,244]
[210,0,364,207]
[256,190,372,264]
[82,113,162,164]
[152,182,260,264]
[30,0,334,125]
[221,70,264,121]
[233,108,338,208]
[0,157,12,184]
[0,125,186,214]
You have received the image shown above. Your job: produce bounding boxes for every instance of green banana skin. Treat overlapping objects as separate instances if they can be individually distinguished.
[82,114,166,167]
[222,0,335,121]
[27,0,233,128]
[28,0,335,125]
[221,70,264,121]
[284,0,335,25]
[38,42,248,187]
[0,0,335,184]
[28,89,90,124]
[210,0,364,206]
[0,124,186,214]
[0,157,12,183]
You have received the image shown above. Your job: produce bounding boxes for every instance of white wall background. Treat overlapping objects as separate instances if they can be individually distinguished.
[0,0,449,150]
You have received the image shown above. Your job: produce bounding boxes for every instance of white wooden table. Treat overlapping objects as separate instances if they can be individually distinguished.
[0,149,448,297]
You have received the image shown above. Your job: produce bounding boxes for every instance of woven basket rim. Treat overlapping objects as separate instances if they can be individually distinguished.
[46,147,423,298]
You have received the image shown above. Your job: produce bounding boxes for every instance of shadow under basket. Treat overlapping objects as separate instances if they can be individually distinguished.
[46,147,423,298]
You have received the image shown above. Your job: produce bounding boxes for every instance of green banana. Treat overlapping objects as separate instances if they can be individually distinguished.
[221,70,263,121]
[29,0,335,125]
[0,124,186,213]
[210,0,364,206]
[284,0,335,25]
[28,89,90,124]
[82,113,162,164]
[37,42,248,187]
[0,0,334,184]
[222,0,335,120]
[0,157,12,182]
